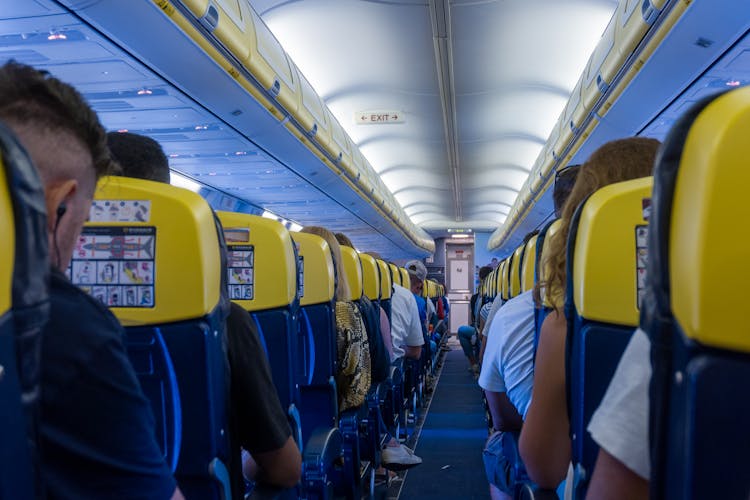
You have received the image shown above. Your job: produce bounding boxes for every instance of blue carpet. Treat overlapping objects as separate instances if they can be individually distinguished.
[398,347,490,499]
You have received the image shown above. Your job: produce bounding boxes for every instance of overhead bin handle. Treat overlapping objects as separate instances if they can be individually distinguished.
[199,2,219,32]
[269,79,281,97]
[596,74,609,94]
[641,0,660,25]
[309,123,318,137]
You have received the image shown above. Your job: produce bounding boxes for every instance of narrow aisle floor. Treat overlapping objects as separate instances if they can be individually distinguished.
[397,338,490,499]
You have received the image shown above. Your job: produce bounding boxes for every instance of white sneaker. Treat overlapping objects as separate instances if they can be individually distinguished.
[382,444,422,470]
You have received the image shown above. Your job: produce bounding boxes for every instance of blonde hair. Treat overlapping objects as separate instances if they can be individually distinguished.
[301,226,350,301]
[536,137,661,310]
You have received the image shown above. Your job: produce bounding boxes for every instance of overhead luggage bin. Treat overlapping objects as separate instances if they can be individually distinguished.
[327,110,352,166]
[294,67,333,148]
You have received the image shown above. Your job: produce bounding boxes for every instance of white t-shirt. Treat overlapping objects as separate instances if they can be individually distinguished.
[587,327,651,479]
[425,296,435,324]
[389,284,425,361]
[482,295,505,336]
[478,290,535,419]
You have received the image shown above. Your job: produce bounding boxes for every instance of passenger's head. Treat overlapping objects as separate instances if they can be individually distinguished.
[553,164,579,218]
[539,137,660,309]
[405,259,427,295]
[107,131,170,183]
[300,225,350,301]
[0,61,114,270]
[334,232,354,249]
[479,265,492,282]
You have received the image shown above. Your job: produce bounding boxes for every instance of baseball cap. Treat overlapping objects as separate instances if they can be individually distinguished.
[405,260,427,281]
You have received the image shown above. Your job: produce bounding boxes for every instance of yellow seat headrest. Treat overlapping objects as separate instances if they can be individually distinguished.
[521,235,539,293]
[0,154,13,315]
[75,176,221,326]
[670,87,750,352]
[572,176,653,326]
[389,263,401,287]
[399,267,410,289]
[359,253,380,301]
[216,211,297,311]
[377,259,393,299]
[291,232,335,306]
[501,257,510,300]
[340,246,363,301]
[510,245,524,298]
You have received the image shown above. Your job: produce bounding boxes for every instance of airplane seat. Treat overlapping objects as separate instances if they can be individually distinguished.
[80,176,230,499]
[509,245,524,299]
[0,122,49,499]
[564,176,653,498]
[375,258,402,436]
[216,211,342,499]
[646,87,750,500]
[521,234,538,294]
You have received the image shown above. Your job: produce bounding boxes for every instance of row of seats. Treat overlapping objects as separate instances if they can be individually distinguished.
[479,87,750,500]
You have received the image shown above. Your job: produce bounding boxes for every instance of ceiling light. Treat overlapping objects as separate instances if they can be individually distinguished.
[170,172,201,193]
[726,80,741,87]
[450,234,470,239]
[137,88,153,95]
[47,32,67,41]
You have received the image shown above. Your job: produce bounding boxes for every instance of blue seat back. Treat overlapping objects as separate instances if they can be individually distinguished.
[78,176,230,500]
[565,176,653,489]
[0,122,49,500]
[646,87,750,499]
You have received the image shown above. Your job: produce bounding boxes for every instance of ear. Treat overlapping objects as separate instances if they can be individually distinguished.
[44,178,78,231]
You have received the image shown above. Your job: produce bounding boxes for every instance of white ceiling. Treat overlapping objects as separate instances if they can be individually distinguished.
[253,0,618,234]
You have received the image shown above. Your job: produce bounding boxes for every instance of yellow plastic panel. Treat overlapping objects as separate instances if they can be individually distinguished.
[213,0,253,62]
[0,155,13,314]
[399,268,410,289]
[246,8,297,112]
[291,232,334,306]
[81,177,220,326]
[340,246,362,301]
[671,87,750,352]
[179,0,210,19]
[521,235,539,293]
[216,210,296,310]
[359,252,380,301]
[389,263,401,287]
[538,220,562,308]
[501,258,510,300]
[377,260,392,299]
[510,245,524,298]
[495,263,503,298]
[572,176,653,326]
[327,110,351,166]
[295,70,332,150]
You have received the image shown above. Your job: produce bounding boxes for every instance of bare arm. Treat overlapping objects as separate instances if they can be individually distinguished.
[404,345,422,359]
[586,449,648,500]
[485,390,523,432]
[479,333,489,365]
[171,488,185,500]
[519,310,571,488]
[246,436,302,489]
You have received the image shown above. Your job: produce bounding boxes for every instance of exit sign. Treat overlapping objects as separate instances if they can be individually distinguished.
[355,110,405,124]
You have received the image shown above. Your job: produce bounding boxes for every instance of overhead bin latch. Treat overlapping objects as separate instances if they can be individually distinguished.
[596,74,610,94]
[308,123,318,137]
[199,2,219,32]
[269,79,281,97]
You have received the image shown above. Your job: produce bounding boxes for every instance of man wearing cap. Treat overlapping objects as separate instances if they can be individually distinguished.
[389,261,425,363]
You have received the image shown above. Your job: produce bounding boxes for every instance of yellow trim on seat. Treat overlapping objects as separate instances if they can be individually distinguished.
[377,259,393,299]
[216,210,297,310]
[389,263,401,287]
[671,87,750,352]
[399,267,410,288]
[572,176,653,326]
[0,154,14,315]
[83,176,220,326]
[521,235,538,293]
[501,258,510,300]
[291,232,334,306]
[510,245,524,298]
[340,246,363,301]
[359,253,380,301]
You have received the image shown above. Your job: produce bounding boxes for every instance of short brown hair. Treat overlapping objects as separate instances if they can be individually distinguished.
[0,61,113,179]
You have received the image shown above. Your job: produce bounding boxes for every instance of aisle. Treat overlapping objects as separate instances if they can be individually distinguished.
[396,338,490,499]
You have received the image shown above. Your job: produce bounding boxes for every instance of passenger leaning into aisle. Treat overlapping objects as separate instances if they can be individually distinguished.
[458,266,492,375]
[0,61,183,498]
[107,131,302,494]
[519,137,660,489]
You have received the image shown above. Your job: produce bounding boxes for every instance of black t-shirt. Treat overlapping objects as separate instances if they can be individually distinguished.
[226,302,292,498]
[40,270,176,499]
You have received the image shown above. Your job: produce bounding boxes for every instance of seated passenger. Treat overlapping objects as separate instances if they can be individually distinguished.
[107,131,301,493]
[0,61,182,498]
[389,263,425,364]
[405,260,436,359]
[459,266,492,374]
[299,226,371,412]
[362,251,395,360]
[519,137,660,489]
